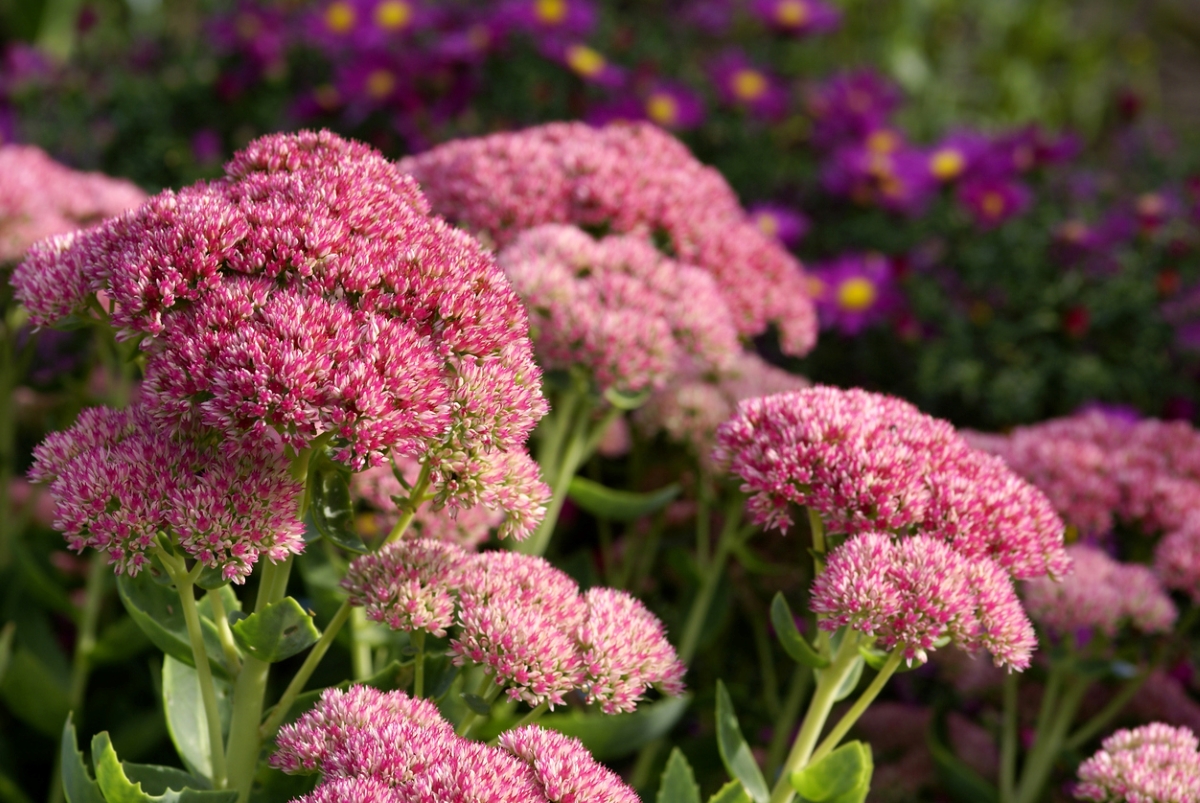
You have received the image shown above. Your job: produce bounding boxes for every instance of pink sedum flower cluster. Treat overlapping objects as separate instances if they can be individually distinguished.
[716,386,1068,668]
[970,409,1200,601]
[1075,723,1200,803]
[496,224,740,393]
[0,144,146,263]
[14,130,549,540]
[1022,544,1176,639]
[28,405,303,579]
[811,533,1036,667]
[273,686,638,803]
[341,547,685,712]
[399,121,818,356]
[714,386,1068,579]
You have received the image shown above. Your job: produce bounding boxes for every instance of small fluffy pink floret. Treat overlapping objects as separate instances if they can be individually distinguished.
[272,686,452,774]
[343,539,467,637]
[497,224,740,393]
[498,726,640,803]
[1075,723,1200,803]
[1,144,145,265]
[714,386,1068,580]
[578,588,686,714]
[29,405,303,580]
[1024,544,1176,637]
[401,122,818,356]
[452,552,587,708]
[810,533,1036,669]
[1155,515,1200,602]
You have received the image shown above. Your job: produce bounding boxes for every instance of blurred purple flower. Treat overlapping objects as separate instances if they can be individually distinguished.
[190,129,223,165]
[926,130,989,183]
[1,44,52,92]
[1133,190,1178,235]
[709,51,788,120]
[494,0,597,39]
[641,82,705,130]
[957,176,1032,229]
[810,252,899,335]
[750,0,840,35]
[823,130,937,215]
[584,98,645,126]
[334,53,419,117]
[208,2,289,71]
[681,0,733,33]
[433,18,500,63]
[303,0,367,51]
[542,41,625,87]
[0,104,16,145]
[748,203,809,248]
[806,70,902,149]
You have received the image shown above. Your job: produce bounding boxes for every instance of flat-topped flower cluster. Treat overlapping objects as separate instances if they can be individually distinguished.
[272,686,639,803]
[1075,723,1200,803]
[344,542,685,712]
[716,385,1069,668]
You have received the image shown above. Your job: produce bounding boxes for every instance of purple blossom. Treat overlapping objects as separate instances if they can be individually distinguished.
[823,131,937,215]
[810,252,898,335]
[957,176,1032,229]
[541,41,626,88]
[750,0,840,35]
[641,81,706,130]
[806,70,902,149]
[493,0,597,39]
[926,130,990,183]
[709,51,788,120]
[747,202,810,247]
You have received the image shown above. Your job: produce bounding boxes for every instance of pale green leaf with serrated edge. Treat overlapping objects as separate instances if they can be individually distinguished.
[657,749,700,803]
[790,741,873,803]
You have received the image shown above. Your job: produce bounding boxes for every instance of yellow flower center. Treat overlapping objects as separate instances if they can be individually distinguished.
[324,1,356,33]
[646,93,679,126]
[981,191,1006,219]
[732,69,768,101]
[754,212,779,237]
[929,148,965,181]
[775,0,809,26]
[535,0,567,24]
[373,0,412,30]
[366,69,396,99]
[566,44,605,77]
[837,277,877,311]
[866,129,899,154]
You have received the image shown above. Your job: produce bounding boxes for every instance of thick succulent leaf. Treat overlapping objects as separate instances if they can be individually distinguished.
[230,598,320,663]
[538,695,689,761]
[770,593,828,668]
[162,657,232,783]
[789,741,873,803]
[714,682,769,803]
[657,749,700,803]
[115,572,231,680]
[309,457,367,554]
[61,715,105,803]
[567,477,681,522]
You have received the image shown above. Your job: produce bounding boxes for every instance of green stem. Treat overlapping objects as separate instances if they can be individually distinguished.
[520,399,591,557]
[807,507,826,567]
[999,671,1019,803]
[768,632,861,803]
[259,599,353,742]
[457,674,504,738]
[206,588,242,676]
[808,650,903,765]
[1063,672,1149,752]
[677,500,742,664]
[1014,675,1089,803]
[386,464,432,544]
[412,630,426,699]
[695,485,712,567]
[506,701,548,733]
[622,511,665,593]
[225,558,292,803]
[1032,662,1063,745]
[767,665,814,779]
[350,607,374,680]
[156,547,228,790]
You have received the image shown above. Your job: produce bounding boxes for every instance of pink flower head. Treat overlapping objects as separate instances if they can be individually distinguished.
[400,122,818,356]
[15,131,549,536]
[1075,723,1200,803]
[957,176,1032,229]
[709,52,788,120]
[810,252,898,335]
[750,0,840,34]
[1023,544,1176,639]
[577,588,686,713]
[497,225,741,393]
[272,685,452,774]
[810,533,1036,668]
[452,551,587,708]
[1155,515,1200,602]
[0,144,145,264]
[351,460,502,550]
[343,539,467,637]
[747,203,810,248]
[29,404,303,580]
[637,350,810,462]
[713,386,1068,580]
[498,726,639,803]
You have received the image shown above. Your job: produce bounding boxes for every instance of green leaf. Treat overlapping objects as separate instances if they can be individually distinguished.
[927,711,998,803]
[857,645,915,674]
[0,647,71,737]
[657,749,700,803]
[115,571,232,680]
[538,694,689,761]
[714,681,769,803]
[770,594,828,668]
[309,457,367,553]
[120,765,208,795]
[91,732,238,803]
[828,656,864,703]
[90,617,152,667]
[427,659,459,702]
[230,598,320,663]
[708,781,750,803]
[194,566,231,591]
[61,714,105,803]
[162,656,232,783]
[603,387,651,410]
[789,741,873,803]
[0,622,14,684]
[460,693,493,716]
[567,477,681,522]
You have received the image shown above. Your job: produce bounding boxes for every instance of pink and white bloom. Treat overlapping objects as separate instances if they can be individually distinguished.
[343,539,467,637]
[1075,723,1200,803]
